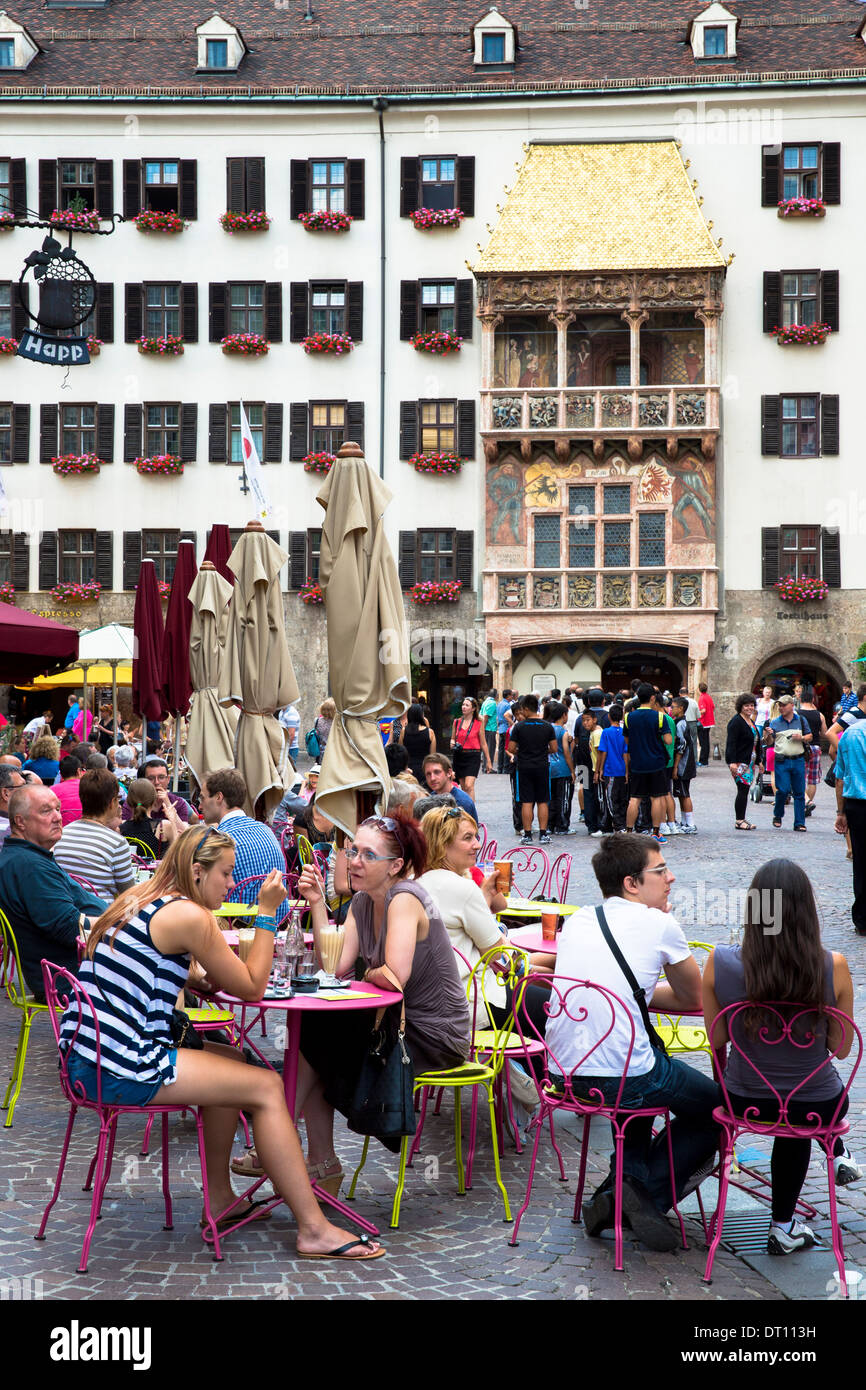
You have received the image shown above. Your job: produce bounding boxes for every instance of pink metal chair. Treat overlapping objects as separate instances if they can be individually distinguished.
[508,973,687,1271]
[547,852,573,903]
[703,1001,863,1298]
[35,961,229,1272]
[65,871,107,900]
[475,823,490,862]
[485,838,498,863]
[499,846,550,899]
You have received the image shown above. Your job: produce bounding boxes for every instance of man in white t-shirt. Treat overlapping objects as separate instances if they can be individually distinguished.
[546,835,720,1250]
[278,702,301,770]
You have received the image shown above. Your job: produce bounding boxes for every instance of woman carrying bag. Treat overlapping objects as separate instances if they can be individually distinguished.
[725,692,763,831]
[450,696,489,799]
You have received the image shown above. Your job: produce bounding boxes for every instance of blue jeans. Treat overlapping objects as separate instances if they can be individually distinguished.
[574,1049,721,1211]
[66,1050,175,1106]
[773,756,806,827]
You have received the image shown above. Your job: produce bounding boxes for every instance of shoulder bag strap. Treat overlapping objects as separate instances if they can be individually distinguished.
[370,959,406,1034]
[595,904,665,1052]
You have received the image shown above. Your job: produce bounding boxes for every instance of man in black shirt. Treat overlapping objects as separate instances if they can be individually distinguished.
[506,693,557,844]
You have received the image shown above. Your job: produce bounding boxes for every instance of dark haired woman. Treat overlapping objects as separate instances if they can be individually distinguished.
[724,692,763,831]
[398,703,437,783]
[798,684,826,817]
[451,695,488,799]
[703,858,860,1256]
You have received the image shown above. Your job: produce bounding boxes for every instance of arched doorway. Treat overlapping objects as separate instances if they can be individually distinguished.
[601,644,686,694]
[753,646,846,720]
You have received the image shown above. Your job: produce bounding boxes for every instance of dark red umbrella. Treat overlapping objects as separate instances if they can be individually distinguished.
[203,525,233,585]
[132,559,168,727]
[0,605,79,684]
[161,539,198,717]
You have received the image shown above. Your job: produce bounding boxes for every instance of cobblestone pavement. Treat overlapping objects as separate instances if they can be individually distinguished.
[0,762,862,1304]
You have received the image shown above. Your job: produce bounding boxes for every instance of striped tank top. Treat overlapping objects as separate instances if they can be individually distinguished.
[59,897,190,1087]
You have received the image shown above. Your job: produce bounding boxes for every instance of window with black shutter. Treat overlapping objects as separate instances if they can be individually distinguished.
[264,283,282,343]
[40,404,58,464]
[821,394,839,455]
[400,281,418,340]
[761,527,780,588]
[347,160,365,220]
[123,531,143,589]
[346,402,365,452]
[11,532,29,591]
[821,270,839,332]
[457,401,476,459]
[95,532,114,592]
[264,403,283,463]
[290,160,308,220]
[779,525,819,580]
[766,144,841,206]
[95,283,114,342]
[226,157,266,214]
[822,527,841,587]
[125,283,143,342]
[346,283,363,342]
[289,403,309,460]
[289,532,307,589]
[180,404,197,462]
[209,403,228,463]
[42,160,113,215]
[398,532,417,589]
[399,402,419,459]
[209,283,228,342]
[290,283,309,341]
[10,404,29,464]
[3,158,26,218]
[455,531,473,589]
[760,396,780,457]
[0,404,12,465]
[456,280,474,339]
[401,156,474,216]
[124,403,143,462]
[181,284,198,342]
[38,532,58,591]
[9,282,29,340]
[417,530,455,583]
[141,530,180,584]
[123,159,196,218]
[96,404,114,463]
[764,525,841,588]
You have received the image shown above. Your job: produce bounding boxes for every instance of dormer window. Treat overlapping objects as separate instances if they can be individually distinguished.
[206,38,228,69]
[482,33,505,63]
[195,13,246,73]
[0,12,41,70]
[703,26,727,57]
[689,3,737,62]
[472,6,517,69]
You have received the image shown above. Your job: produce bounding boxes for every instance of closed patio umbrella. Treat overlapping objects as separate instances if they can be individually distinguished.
[132,559,167,756]
[203,524,233,585]
[218,523,298,819]
[185,561,238,791]
[314,442,411,838]
[161,539,198,790]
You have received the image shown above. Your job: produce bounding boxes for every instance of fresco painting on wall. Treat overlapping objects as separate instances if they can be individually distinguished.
[487,460,525,545]
[669,455,715,540]
[493,320,557,388]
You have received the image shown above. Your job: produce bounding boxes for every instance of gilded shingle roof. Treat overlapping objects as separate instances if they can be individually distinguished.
[474,142,726,273]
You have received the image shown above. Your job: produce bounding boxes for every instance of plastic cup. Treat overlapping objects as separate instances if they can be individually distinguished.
[541,912,559,941]
[237,927,255,962]
[494,860,513,894]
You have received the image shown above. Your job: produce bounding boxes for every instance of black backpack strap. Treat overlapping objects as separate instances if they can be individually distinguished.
[595,904,667,1054]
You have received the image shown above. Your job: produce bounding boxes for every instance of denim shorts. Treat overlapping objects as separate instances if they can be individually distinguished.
[66,1050,177,1107]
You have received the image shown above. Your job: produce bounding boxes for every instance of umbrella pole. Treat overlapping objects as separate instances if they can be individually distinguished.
[81,662,89,744]
[172,714,181,792]
[111,661,118,752]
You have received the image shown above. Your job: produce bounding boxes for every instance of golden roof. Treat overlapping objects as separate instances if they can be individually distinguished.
[474,141,725,273]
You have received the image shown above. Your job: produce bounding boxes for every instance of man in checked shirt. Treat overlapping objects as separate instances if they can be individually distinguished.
[199,767,288,923]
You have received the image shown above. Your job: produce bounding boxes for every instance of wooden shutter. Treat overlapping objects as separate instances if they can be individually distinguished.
[96,404,114,463]
[761,395,780,456]
[822,143,841,205]
[264,283,282,343]
[124,404,143,462]
[456,280,474,339]
[399,402,418,459]
[11,405,29,464]
[180,404,197,462]
[821,270,839,332]
[400,157,419,217]
[761,527,780,588]
[94,161,114,219]
[455,531,474,589]
[821,394,839,455]
[822,527,841,588]
[123,531,143,589]
[38,533,58,591]
[456,156,475,217]
[290,160,308,219]
[347,402,365,452]
[398,532,417,589]
[11,284,29,341]
[226,157,245,213]
[38,160,57,220]
[399,281,418,340]
[11,533,29,591]
[347,283,363,342]
[209,404,228,462]
[762,272,781,333]
[39,403,58,464]
[290,283,309,341]
[181,283,198,342]
[289,532,307,589]
[264,403,283,463]
[95,532,114,592]
[122,159,141,219]
[179,160,197,220]
[348,159,365,220]
[246,157,265,212]
[208,283,228,342]
[95,283,114,342]
[124,283,143,342]
[9,159,26,217]
[289,403,309,460]
[761,147,781,207]
[457,400,476,458]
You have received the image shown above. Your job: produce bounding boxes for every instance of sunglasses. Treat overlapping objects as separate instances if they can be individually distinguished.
[195,825,217,856]
[361,815,398,832]
[345,846,401,864]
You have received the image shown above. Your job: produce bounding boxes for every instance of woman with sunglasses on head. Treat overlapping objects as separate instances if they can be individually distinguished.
[725,692,764,831]
[60,824,384,1261]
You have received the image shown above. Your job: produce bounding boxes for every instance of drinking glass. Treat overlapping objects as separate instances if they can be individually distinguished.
[318,924,344,987]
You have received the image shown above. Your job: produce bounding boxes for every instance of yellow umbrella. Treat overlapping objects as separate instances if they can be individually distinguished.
[314,442,411,837]
[19,664,132,690]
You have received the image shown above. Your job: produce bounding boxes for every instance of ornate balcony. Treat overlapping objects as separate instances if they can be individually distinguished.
[483,566,718,615]
[482,385,720,459]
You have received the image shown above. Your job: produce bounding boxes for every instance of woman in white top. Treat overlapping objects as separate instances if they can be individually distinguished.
[54,768,136,899]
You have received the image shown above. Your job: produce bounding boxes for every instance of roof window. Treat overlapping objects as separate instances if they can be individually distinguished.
[689,3,738,61]
[472,6,517,69]
[195,13,246,72]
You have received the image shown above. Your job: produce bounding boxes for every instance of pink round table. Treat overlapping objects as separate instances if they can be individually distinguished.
[508,926,560,953]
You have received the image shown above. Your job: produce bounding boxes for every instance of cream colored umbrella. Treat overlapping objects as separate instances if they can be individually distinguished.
[219,523,299,819]
[185,560,238,791]
[314,441,411,837]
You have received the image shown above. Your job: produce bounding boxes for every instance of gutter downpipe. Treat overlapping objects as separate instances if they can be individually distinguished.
[373,97,388,480]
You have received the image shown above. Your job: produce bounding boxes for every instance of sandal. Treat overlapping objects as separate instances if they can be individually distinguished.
[734,821,756,831]
[772,819,782,828]
[793,824,807,832]
[200,1198,273,1229]
[297,1233,385,1261]
[231,1150,264,1178]
[306,1156,344,1197]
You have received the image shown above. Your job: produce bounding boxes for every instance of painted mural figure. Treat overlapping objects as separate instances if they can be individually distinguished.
[488,462,523,544]
[670,458,713,538]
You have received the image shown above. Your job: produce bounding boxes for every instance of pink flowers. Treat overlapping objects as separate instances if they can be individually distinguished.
[410,452,464,475]
[221,333,269,356]
[86,334,102,356]
[774,575,829,603]
[300,210,353,233]
[50,580,101,603]
[411,330,462,355]
[410,580,462,605]
[137,335,185,356]
[302,452,336,474]
[139,579,171,599]
[52,453,102,476]
[299,579,324,604]
[134,210,187,234]
[0,581,15,605]
[0,337,17,355]
[777,197,826,218]
[134,454,184,475]
[771,322,831,346]
[219,210,271,234]
[410,208,465,230]
[50,207,101,232]
[0,213,14,231]
[302,332,354,356]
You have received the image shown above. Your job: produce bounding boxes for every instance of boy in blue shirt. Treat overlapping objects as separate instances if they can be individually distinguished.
[597,704,628,831]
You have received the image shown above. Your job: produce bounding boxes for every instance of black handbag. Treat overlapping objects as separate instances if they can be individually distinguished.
[346,965,416,1153]
[168,1008,204,1050]
[595,904,668,1055]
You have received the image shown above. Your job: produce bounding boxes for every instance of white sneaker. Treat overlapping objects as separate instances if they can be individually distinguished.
[666,824,683,835]
[834,1146,863,1186]
[680,824,698,835]
[767,1220,818,1256]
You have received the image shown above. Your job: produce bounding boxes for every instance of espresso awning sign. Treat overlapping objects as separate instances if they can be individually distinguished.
[16,332,90,365]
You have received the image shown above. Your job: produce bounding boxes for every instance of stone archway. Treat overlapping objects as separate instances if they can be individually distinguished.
[749,644,848,719]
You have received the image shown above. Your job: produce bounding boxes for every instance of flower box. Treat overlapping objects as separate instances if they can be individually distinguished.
[50,580,101,603]
[221,333,269,357]
[0,337,17,356]
[0,213,14,232]
[52,453,102,476]
[302,332,354,356]
[774,575,829,603]
[219,210,271,234]
[299,210,353,233]
[410,451,464,475]
[410,580,463,605]
[0,581,15,605]
[302,452,336,474]
[411,330,462,356]
[133,209,187,234]
[50,207,101,232]
[777,198,826,219]
[410,207,465,230]
[137,334,185,356]
[772,322,831,346]
[133,454,184,475]
[299,579,324,605]
[86,335,102,356]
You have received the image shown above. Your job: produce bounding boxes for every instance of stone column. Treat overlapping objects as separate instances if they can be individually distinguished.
[696,308,720,386]
[622,308,648,388]
[549,310,575,389]
[479,312,503,431]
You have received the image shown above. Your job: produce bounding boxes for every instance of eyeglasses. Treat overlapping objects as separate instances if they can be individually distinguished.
[361,815,397,832]
[443,808,462,821]
[642,864,671,876]
[345,846,401,864]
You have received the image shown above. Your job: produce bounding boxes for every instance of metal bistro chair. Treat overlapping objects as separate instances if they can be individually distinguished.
[125,836,156,861]
[1,911,58,1127]
[547,852,573,904]
[498,846,551,900]
[652,942,714,1060]
[703,1000,863,1298]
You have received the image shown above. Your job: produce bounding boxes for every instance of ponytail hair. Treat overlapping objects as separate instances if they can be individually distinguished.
[361,807,427,878]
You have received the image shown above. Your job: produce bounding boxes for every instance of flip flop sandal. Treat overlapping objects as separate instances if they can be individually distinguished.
[772,819,782,828]
[297,1233,386,1261]
[734,821,756,830]
[231,1151,264,1178]
[201,1199,273,1230]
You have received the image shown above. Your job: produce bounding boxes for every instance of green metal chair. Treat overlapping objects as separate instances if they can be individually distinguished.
[652,941,714,1058]
[1,909,57,1128]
